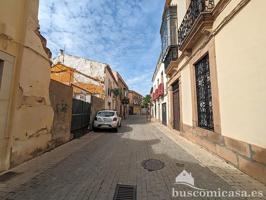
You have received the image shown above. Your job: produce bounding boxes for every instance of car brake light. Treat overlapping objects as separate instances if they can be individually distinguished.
[113,117,117,121]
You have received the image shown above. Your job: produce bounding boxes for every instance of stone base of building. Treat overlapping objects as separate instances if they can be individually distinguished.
[178,123,266,185]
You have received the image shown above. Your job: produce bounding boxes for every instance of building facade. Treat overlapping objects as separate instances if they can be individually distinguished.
[151,55,168,126]
[158,0,266,184]
[113,71,129,118]
[51,63,104,103]
[0,0,54,171]
[128,90,143,115]
[53,53,118,110]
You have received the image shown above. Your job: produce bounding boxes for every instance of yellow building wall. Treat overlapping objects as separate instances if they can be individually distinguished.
[51,64,73,84]
[0,0,54,171]
[181,66,193,126]
[133,106,141,115]
[215,0,266,148]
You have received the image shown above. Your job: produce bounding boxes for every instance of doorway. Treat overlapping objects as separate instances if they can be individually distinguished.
[172,81,180,131]
[162,103,167,125]
[0,51,14,171]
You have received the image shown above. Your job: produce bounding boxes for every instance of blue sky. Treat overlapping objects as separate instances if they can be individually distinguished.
[39,0,164,95]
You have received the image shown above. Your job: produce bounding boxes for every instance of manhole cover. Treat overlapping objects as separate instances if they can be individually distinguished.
[142,159,165,171]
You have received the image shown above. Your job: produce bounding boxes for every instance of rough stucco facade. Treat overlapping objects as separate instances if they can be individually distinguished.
[0,0,54,171]
[49,80,73,145]
[53,53,118,110]
[161,0,266,184]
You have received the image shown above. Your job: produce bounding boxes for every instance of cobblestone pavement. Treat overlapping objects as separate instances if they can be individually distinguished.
[0,115,265,200]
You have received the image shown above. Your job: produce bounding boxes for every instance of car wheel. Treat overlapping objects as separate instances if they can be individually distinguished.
[119,121,121,127]
[113,127,118,132]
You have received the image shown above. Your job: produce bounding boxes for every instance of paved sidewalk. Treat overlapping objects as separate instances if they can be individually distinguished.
[0,115,265,200]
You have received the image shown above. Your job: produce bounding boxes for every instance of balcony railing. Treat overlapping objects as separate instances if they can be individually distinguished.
[152,83,164,101]
[178,0,215,49]
[163,45,178,70]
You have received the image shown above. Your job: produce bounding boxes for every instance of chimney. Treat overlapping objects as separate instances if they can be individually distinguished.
[60,49,64,63]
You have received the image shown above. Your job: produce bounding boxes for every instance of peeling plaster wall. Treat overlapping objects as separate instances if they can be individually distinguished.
[49,80,72,146]
[0,0,54,170]
[53,54,119,110]
[53,54,106,83]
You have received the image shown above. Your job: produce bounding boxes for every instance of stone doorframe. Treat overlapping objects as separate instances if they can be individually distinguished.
[189,38,222,137]
[167,76,183,131]
[0,51,15,172]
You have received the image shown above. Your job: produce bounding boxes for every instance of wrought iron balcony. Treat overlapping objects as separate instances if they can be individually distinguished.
[163,45,178,71]
[178,0,215,50]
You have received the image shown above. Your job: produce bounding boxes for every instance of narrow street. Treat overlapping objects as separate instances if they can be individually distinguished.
[0,116,265,200]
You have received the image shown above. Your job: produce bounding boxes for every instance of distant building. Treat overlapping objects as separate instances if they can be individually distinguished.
[51,63,102,102]
[151,54,168,126]
[113,71,129,118]
[53,53,118,110]
[128,90,143,115]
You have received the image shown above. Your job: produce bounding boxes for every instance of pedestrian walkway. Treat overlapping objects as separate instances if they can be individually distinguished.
[0,115,265,200]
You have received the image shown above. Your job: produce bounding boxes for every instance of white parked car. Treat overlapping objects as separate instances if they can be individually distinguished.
[93,110,121,132]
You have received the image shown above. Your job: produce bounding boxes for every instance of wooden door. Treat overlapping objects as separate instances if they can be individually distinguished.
[162,103,167,125]
[172,81,180,131]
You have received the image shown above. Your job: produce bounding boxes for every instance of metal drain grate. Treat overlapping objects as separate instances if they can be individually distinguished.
[0,171,19,182]
[113,184,137,200]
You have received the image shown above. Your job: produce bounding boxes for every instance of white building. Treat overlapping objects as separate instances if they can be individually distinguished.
[151,55,168,126]
[53,53,118,110]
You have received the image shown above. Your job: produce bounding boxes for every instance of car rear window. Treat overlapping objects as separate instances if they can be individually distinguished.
[97,111,115,117]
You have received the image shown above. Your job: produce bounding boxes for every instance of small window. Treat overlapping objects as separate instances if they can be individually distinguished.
[0,59,4,89]
[97,111,115,117]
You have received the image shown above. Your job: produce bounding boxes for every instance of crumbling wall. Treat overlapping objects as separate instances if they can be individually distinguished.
[49,80,72,146]
[5,0,55,167]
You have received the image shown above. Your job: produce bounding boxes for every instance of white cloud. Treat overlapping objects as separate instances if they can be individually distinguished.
[39,0,165,95]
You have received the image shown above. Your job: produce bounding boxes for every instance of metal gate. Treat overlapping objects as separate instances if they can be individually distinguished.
[71,98,91,135]
[162,103,167,125]
[172,81,180,131]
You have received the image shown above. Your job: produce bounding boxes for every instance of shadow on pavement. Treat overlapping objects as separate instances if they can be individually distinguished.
[2,116,258,200]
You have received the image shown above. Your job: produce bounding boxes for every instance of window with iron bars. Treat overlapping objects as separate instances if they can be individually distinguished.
[195,54,214,130]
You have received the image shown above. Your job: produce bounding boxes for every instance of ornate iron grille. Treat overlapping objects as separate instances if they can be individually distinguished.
[195,54,214,130]
[178,0,214,47]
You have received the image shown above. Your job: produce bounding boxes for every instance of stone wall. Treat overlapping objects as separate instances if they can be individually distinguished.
[181,124,266,185]
[49,80,73,146]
